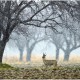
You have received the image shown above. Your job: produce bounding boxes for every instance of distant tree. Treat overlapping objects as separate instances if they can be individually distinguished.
[61,28,80,61]
[50,33,64,61]
[26,28,46,62]
[9,32,26,62]
[60,9,80,61]
[46,28,63,61]
[17,26,46,62]
[15,35,25,61]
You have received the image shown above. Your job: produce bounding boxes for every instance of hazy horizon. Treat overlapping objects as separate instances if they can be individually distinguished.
[3,40,80,63]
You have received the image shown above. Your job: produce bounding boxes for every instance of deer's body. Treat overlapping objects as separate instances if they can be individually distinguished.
[42,54,57,67]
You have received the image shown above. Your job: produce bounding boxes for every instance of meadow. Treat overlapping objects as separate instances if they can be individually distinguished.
[0,54,80,79]
[0,63,80,79]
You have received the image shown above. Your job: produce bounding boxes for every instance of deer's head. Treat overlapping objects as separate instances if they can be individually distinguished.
[42,53,46,59]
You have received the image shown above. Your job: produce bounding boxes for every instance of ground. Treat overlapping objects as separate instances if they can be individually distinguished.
[0,63,80,79]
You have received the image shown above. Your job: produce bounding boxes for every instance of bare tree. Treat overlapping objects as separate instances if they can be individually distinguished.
[14,25,47,62]
[15,35,25,61]
[46,28,64,61]
[61,28,80,61]
[50,33,64,61]
[0,0,79,63]
[60,8,80,61]
[19,26,46,62]
[9,32,26,62]
[0,1,51,63]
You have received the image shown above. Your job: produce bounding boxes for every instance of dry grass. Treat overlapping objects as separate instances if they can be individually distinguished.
[2,54,80,65]
[1,53,80,79]
[0,64,80,79]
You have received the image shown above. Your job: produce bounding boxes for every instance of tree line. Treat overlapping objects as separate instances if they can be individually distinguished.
[0,0,80,63]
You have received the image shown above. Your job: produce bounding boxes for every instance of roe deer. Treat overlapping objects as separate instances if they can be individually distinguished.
[42,53,57,67]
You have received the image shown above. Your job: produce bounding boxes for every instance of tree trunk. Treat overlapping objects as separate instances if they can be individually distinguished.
[26,42,36,62]
[0,41,6,63]
[19,49,23,62]
[56,48,59,61]
[26,49,31,62]
[63,51,70,61]
[0,49,4,63]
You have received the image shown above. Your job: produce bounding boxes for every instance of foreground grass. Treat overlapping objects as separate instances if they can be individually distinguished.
[0,63,14,69]
[0,63,80,79]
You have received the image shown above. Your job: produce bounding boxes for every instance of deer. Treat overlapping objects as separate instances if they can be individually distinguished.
[42,53,57,67]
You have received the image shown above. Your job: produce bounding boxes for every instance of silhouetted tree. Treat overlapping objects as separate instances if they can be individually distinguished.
[0,1,51,63]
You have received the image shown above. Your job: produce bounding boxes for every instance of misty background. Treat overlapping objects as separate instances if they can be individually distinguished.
[0,0,80,64]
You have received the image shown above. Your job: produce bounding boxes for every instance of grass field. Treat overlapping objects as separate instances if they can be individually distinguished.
[1,54,80,79]
[0,63,80,79]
